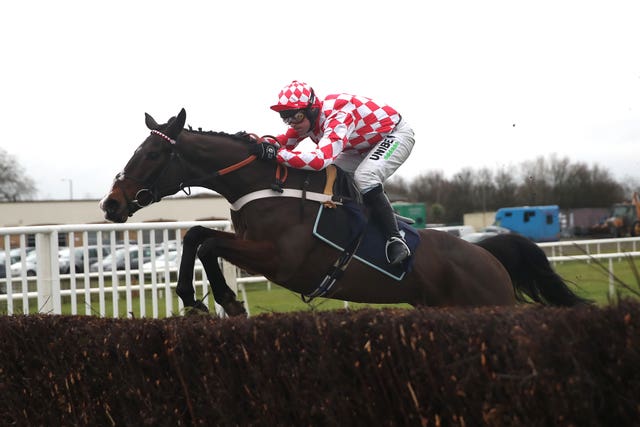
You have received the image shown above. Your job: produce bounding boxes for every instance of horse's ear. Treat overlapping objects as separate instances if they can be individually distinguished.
[166,108,187,139]
[145,113,160,130]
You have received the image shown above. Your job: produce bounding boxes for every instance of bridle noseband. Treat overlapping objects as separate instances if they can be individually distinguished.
[117,129,258,214]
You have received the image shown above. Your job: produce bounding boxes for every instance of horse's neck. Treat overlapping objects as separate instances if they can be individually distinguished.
[179,131,350,203]
[178,132,248,186]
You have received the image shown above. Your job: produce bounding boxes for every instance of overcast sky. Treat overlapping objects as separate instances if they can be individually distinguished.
[2,0,639,200]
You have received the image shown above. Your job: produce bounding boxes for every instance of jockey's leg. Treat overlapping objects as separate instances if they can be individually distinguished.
[354,120,415,265]
[363,185,411,264]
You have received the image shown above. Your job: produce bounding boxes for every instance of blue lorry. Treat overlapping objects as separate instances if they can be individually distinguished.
[494,205,560,242]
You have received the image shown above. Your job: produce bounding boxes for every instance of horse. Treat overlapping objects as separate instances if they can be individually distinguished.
[100,108,585,316]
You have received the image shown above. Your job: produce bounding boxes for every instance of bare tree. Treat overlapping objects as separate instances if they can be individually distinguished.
[447,168,476,223]
[408,171,448,203]
[0,148,36,201]
[620,176,640,198]
[385,175,410,201]
[493,166,519,208]
[518,156,554,205]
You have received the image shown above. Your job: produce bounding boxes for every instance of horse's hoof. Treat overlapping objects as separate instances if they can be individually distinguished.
[185,301,209,315]
[222,300,247,317]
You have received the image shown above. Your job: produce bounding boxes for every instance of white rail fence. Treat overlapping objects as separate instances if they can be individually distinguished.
[540,237,640,260]
[0,221,267,318]
[2,222,639,319]
[540,236,640,299]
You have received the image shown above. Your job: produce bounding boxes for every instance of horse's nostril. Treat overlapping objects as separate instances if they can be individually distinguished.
[103,198,120,213]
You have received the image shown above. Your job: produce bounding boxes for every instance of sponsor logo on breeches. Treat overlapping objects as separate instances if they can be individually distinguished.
[368,137,400,161]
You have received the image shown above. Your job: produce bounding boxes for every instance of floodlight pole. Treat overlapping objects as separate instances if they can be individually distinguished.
[61,178,73,200]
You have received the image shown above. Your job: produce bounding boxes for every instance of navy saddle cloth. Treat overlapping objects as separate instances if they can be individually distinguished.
[312,201,420,280]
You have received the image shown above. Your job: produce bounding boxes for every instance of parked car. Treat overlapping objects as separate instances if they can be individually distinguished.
[142,251,202,274]
[428,225,476,238]
[142,251,179,273]
[1,249,31,291]
[58,246,111,274]
[1,249,33,280]
[461,225,512,243]
[9,250,39,276]
[90,245,162,272]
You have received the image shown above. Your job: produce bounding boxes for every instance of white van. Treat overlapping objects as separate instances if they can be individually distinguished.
[427,225,476,238]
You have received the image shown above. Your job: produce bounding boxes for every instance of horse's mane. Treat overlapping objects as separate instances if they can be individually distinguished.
[184,126,255,144]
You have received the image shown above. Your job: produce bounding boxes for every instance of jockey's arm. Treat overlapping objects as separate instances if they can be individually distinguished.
[275,128,304,149]
[276,112,353,171]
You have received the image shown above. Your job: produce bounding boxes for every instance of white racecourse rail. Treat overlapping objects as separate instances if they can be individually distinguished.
[540,237,640,299]
[0,221,265,318]
[1,222,639,318]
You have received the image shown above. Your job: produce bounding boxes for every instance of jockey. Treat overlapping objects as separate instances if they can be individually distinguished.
[249,80,415,265]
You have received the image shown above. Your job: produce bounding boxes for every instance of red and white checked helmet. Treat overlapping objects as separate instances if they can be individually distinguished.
[270,80,319,112]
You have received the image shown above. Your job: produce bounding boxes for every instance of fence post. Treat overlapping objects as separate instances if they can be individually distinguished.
[36,232,61,314]
[608,258,615,300]
[219,222,240,316]
[222,260,238,295]
[215,260,240,317]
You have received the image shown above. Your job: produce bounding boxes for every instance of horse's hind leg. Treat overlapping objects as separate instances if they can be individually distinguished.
[196,242,247,317]
[176,226,245,316]
[177,225,280,316]
[197,235,279,317]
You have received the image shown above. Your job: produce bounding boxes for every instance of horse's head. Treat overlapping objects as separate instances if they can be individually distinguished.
[100,109,187,222]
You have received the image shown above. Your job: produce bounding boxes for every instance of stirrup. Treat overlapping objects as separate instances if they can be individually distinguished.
[385,237,411,265]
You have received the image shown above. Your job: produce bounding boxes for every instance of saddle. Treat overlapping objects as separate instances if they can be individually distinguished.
[318,165,414,224]
[311,165,420,281]
[312,202,420,281]
[321,164,362,207]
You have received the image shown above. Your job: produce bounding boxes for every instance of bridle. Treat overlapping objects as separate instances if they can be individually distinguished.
[117,129,258,214]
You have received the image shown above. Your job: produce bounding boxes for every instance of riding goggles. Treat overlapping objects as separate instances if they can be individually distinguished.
[280,109,306,125]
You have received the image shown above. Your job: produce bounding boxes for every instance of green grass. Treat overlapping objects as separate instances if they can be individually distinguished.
[239,282,412,316]
[240,257,640,315]
[241,255,640,314]
[552,258,640,304]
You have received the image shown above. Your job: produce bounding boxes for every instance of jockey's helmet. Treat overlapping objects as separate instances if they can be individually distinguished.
[270,81,320,112]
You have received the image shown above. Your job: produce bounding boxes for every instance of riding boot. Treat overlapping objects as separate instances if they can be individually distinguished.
[363,185,411,265]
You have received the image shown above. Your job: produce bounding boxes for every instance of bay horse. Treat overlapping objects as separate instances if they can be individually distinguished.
[100,109,586,316]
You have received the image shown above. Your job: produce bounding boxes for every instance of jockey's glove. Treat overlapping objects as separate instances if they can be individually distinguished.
[248,143,278,161]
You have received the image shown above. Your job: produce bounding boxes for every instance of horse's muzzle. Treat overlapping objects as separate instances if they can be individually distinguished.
[100,196,130,223]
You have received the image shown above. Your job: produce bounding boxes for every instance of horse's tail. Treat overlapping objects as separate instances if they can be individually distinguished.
[476,233,591,307]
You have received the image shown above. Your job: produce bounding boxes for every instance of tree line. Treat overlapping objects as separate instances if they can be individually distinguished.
[0,148,36,202]
[386,155,638,224]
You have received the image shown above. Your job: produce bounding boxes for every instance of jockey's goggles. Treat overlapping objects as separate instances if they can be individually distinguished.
[280,110,306,125]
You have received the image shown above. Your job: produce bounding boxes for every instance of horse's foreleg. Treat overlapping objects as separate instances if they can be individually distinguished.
[176,226,236,312]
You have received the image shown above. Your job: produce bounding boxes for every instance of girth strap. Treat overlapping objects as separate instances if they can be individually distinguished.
[230,189,343,211]
[301,229,365,303]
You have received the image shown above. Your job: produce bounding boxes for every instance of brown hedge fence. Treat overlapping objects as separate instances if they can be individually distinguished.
[0,301,638,426]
